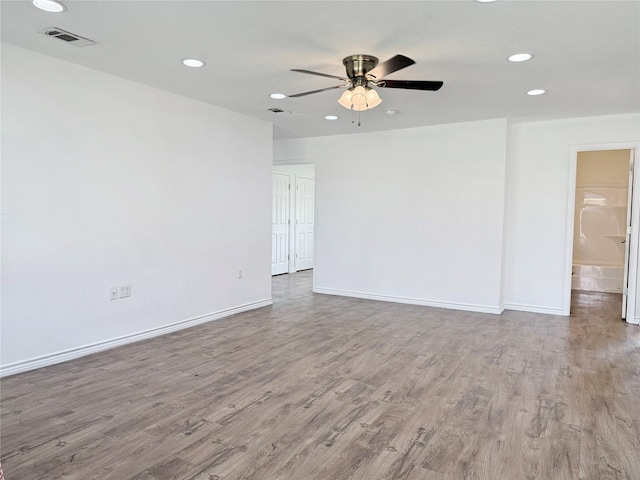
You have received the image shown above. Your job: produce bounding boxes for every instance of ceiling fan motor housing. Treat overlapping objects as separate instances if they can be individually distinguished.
[343,55,379,80]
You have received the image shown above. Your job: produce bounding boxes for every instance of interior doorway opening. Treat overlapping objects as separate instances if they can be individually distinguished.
[569,147,638,322]
[271,164,315,278]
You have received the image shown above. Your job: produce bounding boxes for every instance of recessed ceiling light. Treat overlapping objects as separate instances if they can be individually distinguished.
[476,0,499,3]
[182,58,205,68]
[508,53,533,63]
[527,89,547,96]
[324,115,339,120]
[270,93,287,100]
[33,0,66,12]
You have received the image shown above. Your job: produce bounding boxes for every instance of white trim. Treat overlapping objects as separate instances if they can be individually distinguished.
[273,158,316,166]
[0,298,273,378]
[565,142,640,318]
[289,174,299,273]
[503,303,565,316]
[313,287,504,314]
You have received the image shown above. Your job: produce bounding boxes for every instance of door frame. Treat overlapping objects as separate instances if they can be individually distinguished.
[564,142,639,323]
[622,148,636,319]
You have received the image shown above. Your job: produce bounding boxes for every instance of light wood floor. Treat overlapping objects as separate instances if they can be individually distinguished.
[2,271,639,479]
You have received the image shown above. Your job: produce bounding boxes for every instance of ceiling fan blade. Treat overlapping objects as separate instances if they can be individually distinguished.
[288,85,346,98]
[291,69,348,81]
[367,54,415,80]
[377,80,444,91]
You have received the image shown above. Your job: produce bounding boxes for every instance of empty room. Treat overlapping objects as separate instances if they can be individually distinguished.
[1,1,639,479]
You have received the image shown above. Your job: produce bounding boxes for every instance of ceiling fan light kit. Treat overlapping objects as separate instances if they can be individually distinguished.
[338,85,382,111]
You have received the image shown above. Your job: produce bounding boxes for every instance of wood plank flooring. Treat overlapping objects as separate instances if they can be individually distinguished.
[2,272,639,479]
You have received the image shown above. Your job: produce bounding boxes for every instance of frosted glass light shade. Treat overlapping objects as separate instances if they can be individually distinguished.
[337,89,353,109]
[351,86,368,110]
[366,88,382,108]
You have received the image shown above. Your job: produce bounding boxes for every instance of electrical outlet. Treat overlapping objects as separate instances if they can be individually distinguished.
[238,269,243,279]
[110,287,118,300]
[120,285,132,298]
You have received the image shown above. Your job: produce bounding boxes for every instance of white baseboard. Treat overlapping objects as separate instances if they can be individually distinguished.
[313,287,503,315]
[502,302,565,316]
[0,298,273,378]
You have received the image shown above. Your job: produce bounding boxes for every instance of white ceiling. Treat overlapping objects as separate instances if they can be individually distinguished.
[2,0,639,140]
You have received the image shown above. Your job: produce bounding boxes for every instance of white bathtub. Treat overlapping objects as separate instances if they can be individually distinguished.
[572,183,627,294]
[571,263,624,293]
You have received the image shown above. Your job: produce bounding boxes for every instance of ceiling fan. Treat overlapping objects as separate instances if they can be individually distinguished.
[289,54,443,112]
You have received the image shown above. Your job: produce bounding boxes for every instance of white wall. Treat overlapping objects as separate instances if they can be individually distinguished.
[275,114,640,318]
[276,119,509,313]
[504,114,640,315]
[1,44,273,373]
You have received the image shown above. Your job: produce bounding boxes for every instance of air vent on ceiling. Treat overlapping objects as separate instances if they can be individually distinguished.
[268,108,291,114]
[39,27,96,47]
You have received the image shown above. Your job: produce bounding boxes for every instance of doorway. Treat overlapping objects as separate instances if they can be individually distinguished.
[568,147,638,322]
[271,165,315,276]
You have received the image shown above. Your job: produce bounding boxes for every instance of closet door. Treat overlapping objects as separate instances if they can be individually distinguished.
[295,176,314,271]
[272,173,290,275]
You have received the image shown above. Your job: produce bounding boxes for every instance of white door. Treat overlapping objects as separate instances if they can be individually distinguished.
[272,173,290,275]
[295,176,315,271]
[622,149,636,319]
